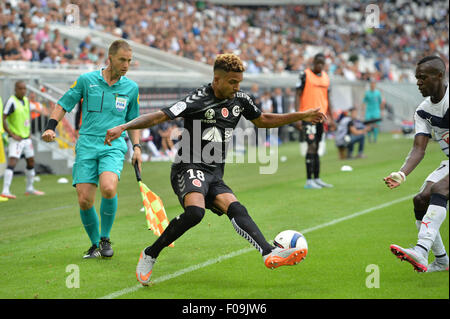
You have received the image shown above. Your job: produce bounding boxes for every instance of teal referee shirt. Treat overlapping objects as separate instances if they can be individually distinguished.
[58,69,140,137]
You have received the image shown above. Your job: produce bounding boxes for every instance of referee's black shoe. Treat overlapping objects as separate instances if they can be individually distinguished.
[83,244,101,259]
[100,237,114,257]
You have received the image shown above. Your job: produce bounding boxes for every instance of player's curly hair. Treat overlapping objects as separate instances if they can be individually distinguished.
[214,53,245,73]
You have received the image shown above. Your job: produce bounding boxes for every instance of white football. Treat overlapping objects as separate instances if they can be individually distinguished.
[274,230,308,255]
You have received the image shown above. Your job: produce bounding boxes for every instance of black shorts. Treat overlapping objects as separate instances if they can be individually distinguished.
[170,163,234,215]
[299,122,324,144]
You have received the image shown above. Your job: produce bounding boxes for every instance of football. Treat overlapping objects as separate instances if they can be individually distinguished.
[273,230,308,255]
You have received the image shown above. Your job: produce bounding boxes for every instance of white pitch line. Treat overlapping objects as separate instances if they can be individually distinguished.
[99,194,414,299]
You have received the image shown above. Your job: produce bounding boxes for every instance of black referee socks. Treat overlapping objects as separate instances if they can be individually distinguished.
[227,202,274,256]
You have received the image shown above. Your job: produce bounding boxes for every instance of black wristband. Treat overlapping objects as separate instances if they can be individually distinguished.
[45,119,58,131]
[133,144,142,150]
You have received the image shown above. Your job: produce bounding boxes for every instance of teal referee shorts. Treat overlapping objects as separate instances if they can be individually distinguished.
[72,135,128,186]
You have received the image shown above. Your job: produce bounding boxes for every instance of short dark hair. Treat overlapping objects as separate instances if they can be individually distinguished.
[108,39,131,56]
[314,53,325,61]
[417,55,444,66]
[417,55,446,74]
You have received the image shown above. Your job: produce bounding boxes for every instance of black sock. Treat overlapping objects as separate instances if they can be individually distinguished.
[227,202,274,256]
[313,153,320,179]
[145,206,205,258]
[305,153,314,180]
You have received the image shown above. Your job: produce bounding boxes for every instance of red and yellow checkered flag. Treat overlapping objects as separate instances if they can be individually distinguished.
[134,162,174,247]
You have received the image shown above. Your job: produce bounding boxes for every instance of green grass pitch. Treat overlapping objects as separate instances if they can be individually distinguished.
[0,133,448,299]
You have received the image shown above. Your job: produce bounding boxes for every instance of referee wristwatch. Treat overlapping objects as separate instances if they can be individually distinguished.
[133,143,142,150]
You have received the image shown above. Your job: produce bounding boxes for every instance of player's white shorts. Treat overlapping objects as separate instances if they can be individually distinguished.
[7,138,35,159]
[419,160,449,191]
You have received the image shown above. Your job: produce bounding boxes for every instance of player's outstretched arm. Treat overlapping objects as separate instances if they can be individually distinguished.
[41,104,67,142]
[252,107,326,128]
[104,110,169,146]
[383,134,429,189]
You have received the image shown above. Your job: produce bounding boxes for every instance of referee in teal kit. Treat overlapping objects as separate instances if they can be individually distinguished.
[42,40,142,258]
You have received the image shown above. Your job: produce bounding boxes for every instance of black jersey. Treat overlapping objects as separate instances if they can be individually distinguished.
[161,84,261,168]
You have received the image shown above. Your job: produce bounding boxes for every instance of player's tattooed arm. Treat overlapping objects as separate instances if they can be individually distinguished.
[104,111,169,146]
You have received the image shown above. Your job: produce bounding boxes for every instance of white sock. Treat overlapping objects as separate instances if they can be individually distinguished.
[25,168,35,192]
[416,220,447,258]
[417,195,447,252]
[2,168,13,194]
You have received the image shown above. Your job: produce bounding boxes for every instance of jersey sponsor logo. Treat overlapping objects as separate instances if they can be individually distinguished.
[202,126,222,142]
[224,128,233,142]
[169,101,187,117]
[221,107,229,118]
[205,108,215,120]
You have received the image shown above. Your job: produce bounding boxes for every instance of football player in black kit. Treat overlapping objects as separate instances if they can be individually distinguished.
[105,53,326,285]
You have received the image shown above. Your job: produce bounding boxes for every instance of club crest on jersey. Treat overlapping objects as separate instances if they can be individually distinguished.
[115,96,128,112]
[232,105,242,117]
[221,107,229,118]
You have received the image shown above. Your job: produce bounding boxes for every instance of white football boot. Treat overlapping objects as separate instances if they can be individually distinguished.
[314,178,333,188]
[427,256,449,273]
[263,246,307,269]
[390,244,428,272]
[136,250,157,286]
[304,179,322,189]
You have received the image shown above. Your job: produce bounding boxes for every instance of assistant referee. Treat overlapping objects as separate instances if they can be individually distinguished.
[42,40,142,258]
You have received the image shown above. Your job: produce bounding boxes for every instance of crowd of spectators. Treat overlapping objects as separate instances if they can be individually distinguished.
[0,1,107,67]
[1,0,448,82]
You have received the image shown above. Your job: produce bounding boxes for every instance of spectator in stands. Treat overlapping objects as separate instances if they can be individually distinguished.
[19,40,32,61]
[35,23,50,47]
[96,49,106,66]
[88,46,99,64]
[334,110,352,160]
[1,0,448,81]
[29,91,48,134]
[346,107,372,159]
[260,91,273,146]
[1,37,21,61]
[157,122,175,158]
[29,39,40,62]
[79,35,92,52]
[79,45,89,62]
[60,37,74,61]
[42,48,59,66]
[31,10,46,28]
[39,41,52,61]
[141,128,165,161]
[271,87,288,143]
